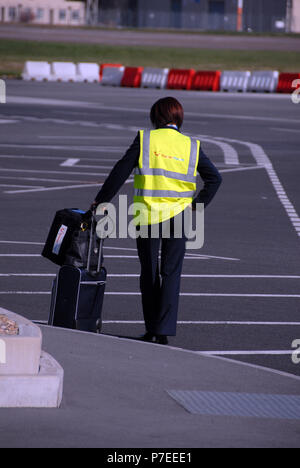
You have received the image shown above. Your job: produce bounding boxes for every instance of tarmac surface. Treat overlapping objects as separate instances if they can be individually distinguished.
[0,80,300,448]
[0,81,299,382]
[0,24,300,50]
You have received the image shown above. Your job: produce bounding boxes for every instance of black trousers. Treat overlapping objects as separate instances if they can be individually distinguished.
[136,217,186,337]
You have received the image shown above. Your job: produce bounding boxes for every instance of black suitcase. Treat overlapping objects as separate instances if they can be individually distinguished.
[48,214,107,333]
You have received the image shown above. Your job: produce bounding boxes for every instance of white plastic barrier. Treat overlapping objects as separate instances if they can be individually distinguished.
[220,71,251,93]
[22,61,51,81]
[141,67,169,89]
[101,66,125,86]
[76,63,100,83]
[49,62,77,82]
[248,71,279,93]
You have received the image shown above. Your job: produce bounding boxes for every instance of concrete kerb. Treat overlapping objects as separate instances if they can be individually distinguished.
[0,309,42,376]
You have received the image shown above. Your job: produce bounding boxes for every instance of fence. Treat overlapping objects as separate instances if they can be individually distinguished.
[97,9,287,33]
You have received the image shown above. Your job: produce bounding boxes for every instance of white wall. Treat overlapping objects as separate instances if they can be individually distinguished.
[291,0,300,32]
[0,0,86,26]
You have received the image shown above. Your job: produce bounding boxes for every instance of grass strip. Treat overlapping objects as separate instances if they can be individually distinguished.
[0,38,299,78]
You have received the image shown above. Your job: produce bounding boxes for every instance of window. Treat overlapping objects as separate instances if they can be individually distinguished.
[8,7,17,20]
[72,10,80,21]
[36,8,44,20]
[59,9,66,20]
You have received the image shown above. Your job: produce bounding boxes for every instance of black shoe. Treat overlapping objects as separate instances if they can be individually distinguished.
[140,332,155,342]
[155,335,169,345]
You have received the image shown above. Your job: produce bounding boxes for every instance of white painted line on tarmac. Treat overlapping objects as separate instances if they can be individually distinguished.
[0,144,122,153]
[185,252,239,261]
[197,350,294,356]
[5,182,103,195]
[0,184,44,188]
[214,136,300,240]
[60,158,80,167]
[1,273,300,280]
[0,175,101,184]
[219,165,264,174]
[0,241,237,261]
[0,254,223,260]
[180,293,300,297]
[7,96,298,124]
[39,136,128,140]
[0,167,108,177]
[270,127,300,134]
[0,254,42,257]
[0,119,19,124]
[0,240,44,245]
[108,274,300,279]
[73,164,114,170]
[199,137,239,165]
[0,155,119,162]
[102,292,300,298]
[0,273,55,277]
[0,291,51,294]
[6,98,298,126]
[101,320,300,326]
[1,291,300,297]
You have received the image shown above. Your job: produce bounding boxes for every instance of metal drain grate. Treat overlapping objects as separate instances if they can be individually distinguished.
[167,390,300,420]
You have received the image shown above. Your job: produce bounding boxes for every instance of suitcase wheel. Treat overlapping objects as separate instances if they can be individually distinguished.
[96,318,102,334]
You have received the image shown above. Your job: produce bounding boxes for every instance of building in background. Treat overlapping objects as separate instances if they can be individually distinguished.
[0,0,85,25]
[99,0,238,31]
[243,0,287,32]
[99,0,300,33]
[290,0,300,32]
[0,0,299,32]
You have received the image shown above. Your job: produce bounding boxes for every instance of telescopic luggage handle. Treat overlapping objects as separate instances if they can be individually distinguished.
[86,208,104,274]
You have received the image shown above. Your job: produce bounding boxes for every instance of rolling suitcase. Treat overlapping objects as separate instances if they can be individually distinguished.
[48,213,106,333]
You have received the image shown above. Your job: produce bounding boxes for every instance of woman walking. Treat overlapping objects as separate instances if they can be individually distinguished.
[92,97,222,345]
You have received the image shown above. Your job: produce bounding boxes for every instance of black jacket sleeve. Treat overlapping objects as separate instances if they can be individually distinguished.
[192,148,222,209]
[94,133,140,204]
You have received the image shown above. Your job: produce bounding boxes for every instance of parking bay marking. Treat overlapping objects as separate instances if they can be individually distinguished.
[1,291,300,298]
[1,272,300,279]
[33,320,300,327]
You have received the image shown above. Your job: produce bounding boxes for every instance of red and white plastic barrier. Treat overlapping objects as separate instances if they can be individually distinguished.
[21,61,300,96]
[99,63,123,81]
[248,71,279,93]
[76,63,100,83]
[220,71,251,93]
[22,61,51,81]
[167,69,195,90]
[101,65,125,86]
[121,67,144,88]
[141,67,169,89]
[191,70,221,92]
[277,73,300,94]
[49,62,77,82]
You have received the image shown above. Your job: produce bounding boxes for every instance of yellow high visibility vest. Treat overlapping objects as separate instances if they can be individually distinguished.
[134,128,200,226]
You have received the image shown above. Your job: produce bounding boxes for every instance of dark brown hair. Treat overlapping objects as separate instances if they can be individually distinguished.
[150,97,184,129]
